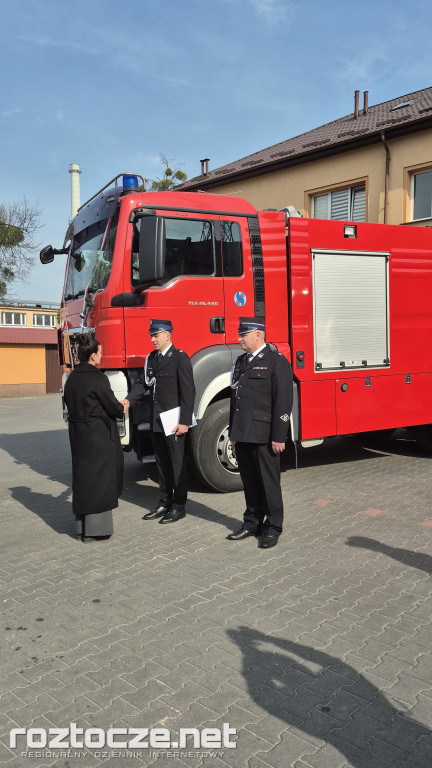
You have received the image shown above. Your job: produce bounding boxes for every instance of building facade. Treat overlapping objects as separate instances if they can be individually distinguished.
[0,299,62,396]
[180,87,432,230]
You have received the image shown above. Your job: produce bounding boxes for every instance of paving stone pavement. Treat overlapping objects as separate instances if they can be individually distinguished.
[0,395,431,768]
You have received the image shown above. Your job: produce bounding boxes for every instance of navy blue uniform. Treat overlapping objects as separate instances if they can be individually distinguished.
[229,345,293,536]
[128,346,195,510]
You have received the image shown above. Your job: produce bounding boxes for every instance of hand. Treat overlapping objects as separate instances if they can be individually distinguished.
[172,423,189,436]
[121,399,130,414]
[271,441,285,454]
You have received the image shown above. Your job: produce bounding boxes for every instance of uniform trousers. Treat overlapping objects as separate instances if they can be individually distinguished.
[152,431,188,510]
[235,442,284,536]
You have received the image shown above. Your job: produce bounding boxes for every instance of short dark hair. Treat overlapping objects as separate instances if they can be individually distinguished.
[77,335,100,363]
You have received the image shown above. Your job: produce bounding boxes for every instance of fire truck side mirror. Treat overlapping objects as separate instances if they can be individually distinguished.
[40,244,69,264]
[40,245,55,264]
[138,216,166,285]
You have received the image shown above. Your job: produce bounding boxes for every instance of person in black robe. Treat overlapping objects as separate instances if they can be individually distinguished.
[63,335,126,543]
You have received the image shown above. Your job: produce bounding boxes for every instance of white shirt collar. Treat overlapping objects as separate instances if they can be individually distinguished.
[249,343,267,359]
[160,343,173,357]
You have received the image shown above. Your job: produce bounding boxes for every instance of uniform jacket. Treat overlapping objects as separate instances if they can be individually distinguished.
[63,363,124,516]
[128,346,195,433]
[229,345,293,444]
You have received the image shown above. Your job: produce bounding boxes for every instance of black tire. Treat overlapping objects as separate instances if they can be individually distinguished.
[189,400,243,492]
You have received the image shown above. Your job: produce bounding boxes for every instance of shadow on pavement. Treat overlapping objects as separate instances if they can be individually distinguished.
[228,627,431,768]
[2,430,228,535]
[9,486,76,538]
[346,536,432,575]
[292,429,432,471]
[121,466,243,532]
[0,429,70,482]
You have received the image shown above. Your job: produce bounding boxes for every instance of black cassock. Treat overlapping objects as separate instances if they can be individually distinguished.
[64,363,124,525]
[229,345,293,537]
[128,346,195,510]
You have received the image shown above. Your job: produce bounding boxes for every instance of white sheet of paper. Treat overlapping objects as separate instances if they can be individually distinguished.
[159,407,197,437]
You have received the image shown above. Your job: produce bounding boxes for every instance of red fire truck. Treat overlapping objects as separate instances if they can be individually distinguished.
[40,173,432,492]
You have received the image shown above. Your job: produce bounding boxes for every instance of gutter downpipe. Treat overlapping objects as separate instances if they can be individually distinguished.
[380,131,390,224]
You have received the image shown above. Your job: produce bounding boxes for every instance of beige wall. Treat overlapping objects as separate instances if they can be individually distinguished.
[204,128,432,227]
[0,344,48,397]
[0,344,46,386]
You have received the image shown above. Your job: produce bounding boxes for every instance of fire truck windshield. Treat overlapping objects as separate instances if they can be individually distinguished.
[64,215,117,300]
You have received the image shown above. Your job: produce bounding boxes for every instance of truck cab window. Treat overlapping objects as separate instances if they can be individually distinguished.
[219,221,243,276]
[65,216,118,298]
[132,216,215,286]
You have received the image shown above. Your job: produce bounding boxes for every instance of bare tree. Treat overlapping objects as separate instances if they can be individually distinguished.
[147,154,187,191]
[0,199,42,297]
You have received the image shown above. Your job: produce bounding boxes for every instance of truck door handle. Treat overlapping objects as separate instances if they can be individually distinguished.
[210,316,225,333]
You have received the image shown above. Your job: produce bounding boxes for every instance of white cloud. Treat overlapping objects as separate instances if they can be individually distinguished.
[2,108,23,117]
[15,33,97,55]
[223,0,294,24]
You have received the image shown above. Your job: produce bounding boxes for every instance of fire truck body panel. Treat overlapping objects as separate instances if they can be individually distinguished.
[287,217,432,439]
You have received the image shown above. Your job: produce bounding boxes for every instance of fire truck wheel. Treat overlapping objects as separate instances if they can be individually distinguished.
[189,400,243,493]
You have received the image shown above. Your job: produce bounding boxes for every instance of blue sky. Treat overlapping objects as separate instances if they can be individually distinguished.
[1,0,431,302]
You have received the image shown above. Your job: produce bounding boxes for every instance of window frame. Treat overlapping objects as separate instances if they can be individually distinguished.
[410,168,432,222]
[310,182,366,222]
[32,313,55,327]
[1,311,26,326]
[131,214,218,288]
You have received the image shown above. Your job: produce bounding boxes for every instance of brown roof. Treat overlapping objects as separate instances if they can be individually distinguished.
[0,327,58,345]
[181,87,432,190]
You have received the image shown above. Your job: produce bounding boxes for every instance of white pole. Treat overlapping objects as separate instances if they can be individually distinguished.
[68,163,81,219]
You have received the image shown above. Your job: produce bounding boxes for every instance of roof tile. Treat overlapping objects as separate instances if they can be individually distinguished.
[0,327,58,345]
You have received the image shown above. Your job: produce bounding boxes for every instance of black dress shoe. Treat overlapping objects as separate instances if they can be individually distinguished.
[143,505,170,520]
[258,535,279,549]
[159,508,186,524]
[226,527,256,541]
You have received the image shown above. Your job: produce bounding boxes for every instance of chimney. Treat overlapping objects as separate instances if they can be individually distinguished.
[354,90,360,119]
[363,90,369,115]
[68,162,81,218]
[200,158,210,176]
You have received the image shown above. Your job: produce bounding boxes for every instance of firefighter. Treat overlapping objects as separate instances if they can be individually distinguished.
[227,317,293,548]
[124,319,195,523]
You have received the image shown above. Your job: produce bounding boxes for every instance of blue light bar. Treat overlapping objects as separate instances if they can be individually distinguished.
[123,174,139,190]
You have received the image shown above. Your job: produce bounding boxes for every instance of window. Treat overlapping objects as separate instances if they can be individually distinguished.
[64,214,118,300]
[132,216,215,285]
[412,170,432,220]
[218,221,243,276]
[1,311,26,326]
[33,313,55,327]
[164,218,214,282]
[312,184,366,222]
